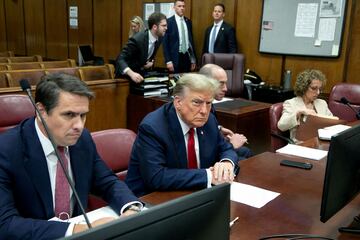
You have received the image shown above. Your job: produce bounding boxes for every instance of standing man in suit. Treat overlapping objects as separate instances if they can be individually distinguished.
[115,12,167,83]
[202,3,237,54]
[199,64,253,161]
[125,74,238,197]
[0,74,142,240]
[163,0,197,73]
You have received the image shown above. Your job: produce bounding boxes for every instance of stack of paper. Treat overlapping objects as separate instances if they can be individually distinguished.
[131,74,170,97]
[318,124,351,140]
[276,144,328,160]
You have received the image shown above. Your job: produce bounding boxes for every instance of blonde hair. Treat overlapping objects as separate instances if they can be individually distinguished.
[128,16,145,38]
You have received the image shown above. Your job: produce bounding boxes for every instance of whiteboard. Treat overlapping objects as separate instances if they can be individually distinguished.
[258,0,347,57]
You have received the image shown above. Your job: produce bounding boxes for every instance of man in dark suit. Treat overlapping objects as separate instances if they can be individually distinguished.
[0,74,142,240]
[125,73,238,197]
[199,64,253,160]
[202,3,237,54]
[115,12,167,83]
[163,0,196,73]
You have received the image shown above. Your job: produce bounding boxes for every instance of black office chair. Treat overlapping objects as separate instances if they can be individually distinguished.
[78,45,104,66]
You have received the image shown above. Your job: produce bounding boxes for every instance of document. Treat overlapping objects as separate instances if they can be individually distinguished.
[318,124,350,140]
[276,144,328,161]
[213,97,234,104]
[48,206,119,223]
[230,182,280,208]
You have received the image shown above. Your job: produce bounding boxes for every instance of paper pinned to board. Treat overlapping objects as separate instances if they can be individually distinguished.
[276,144,328,161]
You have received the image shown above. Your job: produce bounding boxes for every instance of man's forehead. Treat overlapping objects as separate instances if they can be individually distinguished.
[185,89,213,100]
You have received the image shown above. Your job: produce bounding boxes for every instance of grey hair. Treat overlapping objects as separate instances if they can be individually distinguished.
[198,63,224,79]
[172,73,220,97]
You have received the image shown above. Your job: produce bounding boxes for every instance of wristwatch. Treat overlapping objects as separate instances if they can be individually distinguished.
[125,205,142,213]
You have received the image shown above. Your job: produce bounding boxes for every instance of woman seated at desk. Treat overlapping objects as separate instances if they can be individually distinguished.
[278,69,338,142]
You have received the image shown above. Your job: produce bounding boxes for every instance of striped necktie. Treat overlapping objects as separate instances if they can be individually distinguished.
[55,146,70,220]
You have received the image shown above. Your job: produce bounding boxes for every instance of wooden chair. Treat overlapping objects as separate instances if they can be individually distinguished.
[7,55,42,63]
[0,64,7,71]
[0,72,10,88]
[79,64,115,81]
[0,57,10,63]
[0,51,14,57]
[45,67,81,79]
[6,62,43,70]
[6,69,47,87]
[42,59,76,68]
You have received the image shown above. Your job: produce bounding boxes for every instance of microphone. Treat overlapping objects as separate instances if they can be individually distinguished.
[340,97,360,120]
[20,79,92,229]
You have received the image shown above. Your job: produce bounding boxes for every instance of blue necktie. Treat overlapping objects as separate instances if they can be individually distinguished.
[209,24,218,53]
[180,18,187,54]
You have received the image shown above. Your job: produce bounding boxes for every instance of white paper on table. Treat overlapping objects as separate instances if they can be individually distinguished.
[276,144,328,161]
[231,182,280,208]
[213,97,234,104]
[318,124,351,140]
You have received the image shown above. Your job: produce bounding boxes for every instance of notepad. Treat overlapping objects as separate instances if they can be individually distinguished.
[318,124,351,140]
[276,144,328,161]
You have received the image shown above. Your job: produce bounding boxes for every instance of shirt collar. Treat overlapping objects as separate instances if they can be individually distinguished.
[35,118,68,156]
[175,14,184,22]
[214,20,223,27]
[175,111,196,136]
[148,30,157,43]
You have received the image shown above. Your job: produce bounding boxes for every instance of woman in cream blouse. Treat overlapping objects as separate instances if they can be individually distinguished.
[277,69,337,142]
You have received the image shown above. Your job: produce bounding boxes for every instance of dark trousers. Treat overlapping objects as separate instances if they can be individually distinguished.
[175,52,191,73]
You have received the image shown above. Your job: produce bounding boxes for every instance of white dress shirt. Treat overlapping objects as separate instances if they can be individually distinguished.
[176,113,212,188]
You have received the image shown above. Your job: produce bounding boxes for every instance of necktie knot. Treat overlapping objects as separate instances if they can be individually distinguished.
[188,128,194,136]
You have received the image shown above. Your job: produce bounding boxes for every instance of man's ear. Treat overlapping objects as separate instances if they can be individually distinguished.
[173,96,183,111]
[36,103,47,118]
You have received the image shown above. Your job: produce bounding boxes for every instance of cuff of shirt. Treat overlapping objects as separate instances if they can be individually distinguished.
[206,168,212,188]
[65,222,76,237]
[120,201,144,215]
[220,158,235,168]
[123,67,130,75]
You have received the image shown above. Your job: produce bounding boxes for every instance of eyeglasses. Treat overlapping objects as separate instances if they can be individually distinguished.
[309,85,322,93]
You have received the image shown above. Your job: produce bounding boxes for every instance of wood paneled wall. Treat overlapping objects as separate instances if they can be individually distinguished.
[0,0,359,94]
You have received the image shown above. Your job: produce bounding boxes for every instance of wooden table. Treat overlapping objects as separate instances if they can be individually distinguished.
[127,94,271,154]
[141,151,360,240]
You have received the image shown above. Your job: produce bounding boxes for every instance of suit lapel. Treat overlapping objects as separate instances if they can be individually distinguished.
[68,141,90,215]
[142,30,149,63]
[166,104,188,168]
[22,119,54,218]
[196,127,206,168]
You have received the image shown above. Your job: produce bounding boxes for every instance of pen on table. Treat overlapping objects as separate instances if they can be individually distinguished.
[229,216,239,227]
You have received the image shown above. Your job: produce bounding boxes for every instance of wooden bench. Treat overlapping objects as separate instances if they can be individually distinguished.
[79,64,115,81]
[0,79,129,132]
[0,59,76,70]
[3,64,115,87]
[0,51,14,57]
[0,55,42,63]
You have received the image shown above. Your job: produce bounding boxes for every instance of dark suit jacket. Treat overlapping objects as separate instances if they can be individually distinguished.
[115,29,161,78]
[0,118,138,240]
[162,15,196,72]
[202,21,237,54]
[125,103,238,197]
